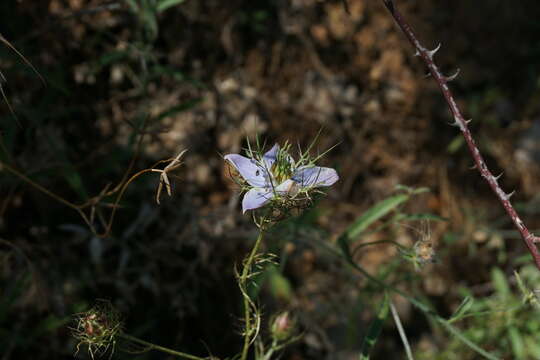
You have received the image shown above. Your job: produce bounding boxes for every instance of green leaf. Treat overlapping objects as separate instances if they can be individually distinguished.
[0,274,29,323]
[62,167,88,200]
[267,266,292,301]
[447,135,465,153]
[32,315,70,336]
[525,336,540,358]
[359,293,390,360]
[513,270,530,303]
[150,65,186,81]
[41,131,88,200]
[508,326,525,359]
[157,0,186,13]
[142,6,159,40]
[155,98,201,121]
[491,267,510,300]
[124,0,139,12]
[394,184,430,195]
[436,317,500,360]
[393,213,447,222]
[449,296,474,323]
[338,194,409,247]
[99,50,128,66]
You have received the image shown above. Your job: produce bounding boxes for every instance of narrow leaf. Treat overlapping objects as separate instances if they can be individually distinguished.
[339,194,409,246]
[436,317,500,360]
[62,167,89,200]
[267,266,292,301]
[491,267,510,299]
[508,326,525,359]
[394,213,447,222]
[155,98,201,121]
[448,296,474,323]
[157,0,186,13]
[359,293,390,360]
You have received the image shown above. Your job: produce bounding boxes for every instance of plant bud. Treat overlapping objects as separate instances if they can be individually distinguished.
[270,311,295,341]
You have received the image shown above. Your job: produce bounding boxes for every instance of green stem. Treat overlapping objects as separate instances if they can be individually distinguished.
[119,333,207,360]
[240,230,265,360]
[262,339,277,360]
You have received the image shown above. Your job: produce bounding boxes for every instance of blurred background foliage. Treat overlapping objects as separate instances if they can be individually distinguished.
[2,0,540,359]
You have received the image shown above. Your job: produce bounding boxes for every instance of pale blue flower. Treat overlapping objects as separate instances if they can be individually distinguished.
[225,144,339,213]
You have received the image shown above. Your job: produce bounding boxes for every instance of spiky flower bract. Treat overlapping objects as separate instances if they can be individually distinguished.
[71,300,122,359]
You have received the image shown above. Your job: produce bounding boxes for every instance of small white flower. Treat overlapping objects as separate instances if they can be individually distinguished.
[225,144,338,213]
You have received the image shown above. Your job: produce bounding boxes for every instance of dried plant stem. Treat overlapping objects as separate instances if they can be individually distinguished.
[381,0,540,271]
[1,158,174,237]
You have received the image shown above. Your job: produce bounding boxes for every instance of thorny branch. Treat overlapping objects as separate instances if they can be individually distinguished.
[381,0,540,271]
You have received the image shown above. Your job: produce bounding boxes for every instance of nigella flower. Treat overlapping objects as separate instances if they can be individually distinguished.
[224,143,339,214]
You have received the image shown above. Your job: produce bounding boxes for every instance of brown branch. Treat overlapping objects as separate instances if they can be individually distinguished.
[381,0,540,271]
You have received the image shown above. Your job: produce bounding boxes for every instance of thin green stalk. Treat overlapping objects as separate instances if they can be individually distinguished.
[119,333,207,360]
[240,229,265,360]
[262,339,278,360]
[390,300,414,360]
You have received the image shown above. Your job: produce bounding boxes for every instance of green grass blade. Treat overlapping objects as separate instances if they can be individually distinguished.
[491,267,510,300]
[508,326,525,359]
[359,293,390,360]
[157,0,186,13]
[448,296,474,323]
[436,317,500,360]
[155,98,201,121]
[339,194,409,247]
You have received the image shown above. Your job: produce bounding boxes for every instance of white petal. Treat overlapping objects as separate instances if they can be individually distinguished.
[292,166,339,188]
[275,179,300,196]
[242,187,273,213]
[224,154,268,187]
[262,144,279,169]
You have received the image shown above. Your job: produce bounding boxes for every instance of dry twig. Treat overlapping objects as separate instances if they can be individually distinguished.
[381,0,540,271]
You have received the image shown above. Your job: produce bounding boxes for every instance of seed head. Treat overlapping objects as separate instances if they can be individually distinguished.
[71,300,122,359]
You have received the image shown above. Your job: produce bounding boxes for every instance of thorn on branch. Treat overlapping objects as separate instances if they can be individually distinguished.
[424,72,432,78]
[495,172,503,180]
[444,68,460,82]
[506,190,516,200]
[383,0,395,12]
[427,43,441,59]
[527,234,540,244]
[464,119,472,124]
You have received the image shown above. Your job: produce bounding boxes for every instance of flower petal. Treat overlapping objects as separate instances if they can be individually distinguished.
[262,144,279,169]
[224,154,268,187]
[242,187,273,213]
[292,166,339,188]
[275,179,300,196]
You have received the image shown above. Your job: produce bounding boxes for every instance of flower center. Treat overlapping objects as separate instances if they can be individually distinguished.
[271,162,293,184]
